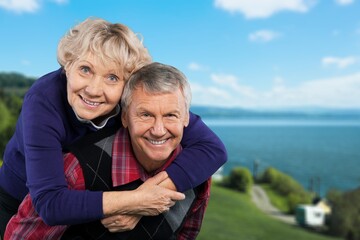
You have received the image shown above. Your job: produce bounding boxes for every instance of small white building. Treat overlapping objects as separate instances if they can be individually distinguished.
[212,166,224,181]
[295,205,326,227]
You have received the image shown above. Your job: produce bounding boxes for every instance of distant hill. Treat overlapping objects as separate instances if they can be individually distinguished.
[190,105,360,120]
[0,72,36,88]
[0,72,36,98]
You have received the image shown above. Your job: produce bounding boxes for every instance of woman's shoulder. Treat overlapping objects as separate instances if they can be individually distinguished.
[26,68,66,96]
[22,68,69,120]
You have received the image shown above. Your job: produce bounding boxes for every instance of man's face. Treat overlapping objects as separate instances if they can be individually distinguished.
[122,86,189,172]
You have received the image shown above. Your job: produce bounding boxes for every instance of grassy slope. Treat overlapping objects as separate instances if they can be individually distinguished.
[197,185,340,240]
[261,184,291,213]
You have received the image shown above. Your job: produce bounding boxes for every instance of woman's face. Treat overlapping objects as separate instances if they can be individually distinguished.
[66,54,125,122]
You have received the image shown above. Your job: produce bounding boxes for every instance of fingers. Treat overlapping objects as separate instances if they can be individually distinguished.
[101,214,142,232]
[158,177,177,191]
[129,176,185,216]
[101,215,117,226]
[168,200,176,208]
[170,190,185,201]
[146,171,168,185]
[142,171,184,200]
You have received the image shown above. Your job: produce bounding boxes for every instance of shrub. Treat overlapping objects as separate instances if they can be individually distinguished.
[327,188,360,240]
[259,167,312,213]
[261,167,278,184]
[228,167,253,193]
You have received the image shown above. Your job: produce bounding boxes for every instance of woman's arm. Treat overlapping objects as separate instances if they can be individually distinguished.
[166,112,227,192]
[22,92,105,225]
[23,93,184,226]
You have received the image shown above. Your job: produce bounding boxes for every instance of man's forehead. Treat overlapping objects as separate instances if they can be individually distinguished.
[130,89,185,110]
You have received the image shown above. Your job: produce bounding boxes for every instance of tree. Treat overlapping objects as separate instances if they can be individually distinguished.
[327,188,360,240]
[0,72,35,88]
[0,100,16,159]
[0,71,32,162]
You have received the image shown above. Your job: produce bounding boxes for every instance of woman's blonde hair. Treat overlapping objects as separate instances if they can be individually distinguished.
[57,17,152,81]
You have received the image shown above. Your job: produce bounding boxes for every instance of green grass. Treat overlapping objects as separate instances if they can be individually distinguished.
[197,184,340,240]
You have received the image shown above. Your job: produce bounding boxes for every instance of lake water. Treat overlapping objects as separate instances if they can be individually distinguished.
[204,118,360,197]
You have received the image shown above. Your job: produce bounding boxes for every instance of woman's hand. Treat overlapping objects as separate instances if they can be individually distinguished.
[101,214,141,232]
[157,172,177,191]
[102,171,185,216]
[131,171,184,216]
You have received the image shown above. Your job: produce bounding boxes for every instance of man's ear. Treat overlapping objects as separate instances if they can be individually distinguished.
[121,111,128,128]
[183,111,190,127]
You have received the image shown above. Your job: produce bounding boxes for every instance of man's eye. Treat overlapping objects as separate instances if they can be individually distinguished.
[140,113,153,119]
[166,114,178,118]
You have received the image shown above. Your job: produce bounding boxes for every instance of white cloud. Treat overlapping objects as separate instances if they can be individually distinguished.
[322,56,357,69]
[191,83,232,106]
[290,73,360,108]
[191,72,360,109]
[214,0,315,19]
[249,30,280,42]
[210,73,257,98]
[273,76,285,86]
[0,0,40,13]
[332,29,340,36]
[356,28,360,35]
[21,59,31,66]
[188,62,207,71]
[0,0,67,13]
[52,0,67,3]
[334,0,354,6]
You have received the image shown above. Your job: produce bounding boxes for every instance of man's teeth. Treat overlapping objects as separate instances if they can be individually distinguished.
[149,139,167,145]
[83,98,100,106]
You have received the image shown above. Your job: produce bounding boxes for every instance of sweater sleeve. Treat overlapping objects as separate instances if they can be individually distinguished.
[166,112,227,192]
[21,92,103,225]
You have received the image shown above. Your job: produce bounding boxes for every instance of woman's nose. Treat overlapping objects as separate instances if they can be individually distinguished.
[84,75,103,96]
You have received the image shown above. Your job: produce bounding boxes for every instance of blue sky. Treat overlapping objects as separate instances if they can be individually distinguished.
[1,0,360,109]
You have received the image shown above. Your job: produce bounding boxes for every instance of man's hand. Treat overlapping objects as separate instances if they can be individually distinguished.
[101,214,141,232]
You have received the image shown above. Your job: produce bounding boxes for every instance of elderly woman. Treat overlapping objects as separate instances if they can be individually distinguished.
[0,17,227,238]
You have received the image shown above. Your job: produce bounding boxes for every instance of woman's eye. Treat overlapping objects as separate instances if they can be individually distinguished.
[108,75,119,82]
[80,66,91,74]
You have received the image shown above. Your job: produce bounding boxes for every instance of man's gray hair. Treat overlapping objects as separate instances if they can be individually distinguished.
[121,62,192,111]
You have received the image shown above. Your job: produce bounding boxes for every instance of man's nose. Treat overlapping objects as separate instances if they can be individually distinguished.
[150,118,167,136]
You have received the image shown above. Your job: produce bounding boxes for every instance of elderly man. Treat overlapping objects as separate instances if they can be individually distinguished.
[6,62,212,240]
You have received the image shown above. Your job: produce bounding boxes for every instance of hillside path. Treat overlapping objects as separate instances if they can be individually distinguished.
[251,184,296,225]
